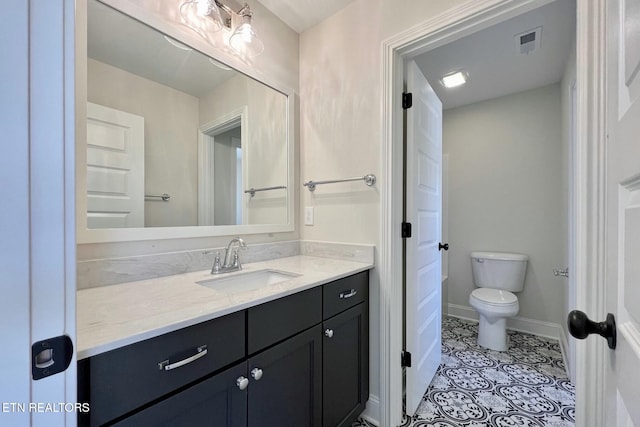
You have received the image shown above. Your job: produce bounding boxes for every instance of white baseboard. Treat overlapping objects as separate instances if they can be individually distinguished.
[447,303,563,341]
[361,394,380,426]
[448,303,574,380]
[558,326,573,379]
[447,303,480,323]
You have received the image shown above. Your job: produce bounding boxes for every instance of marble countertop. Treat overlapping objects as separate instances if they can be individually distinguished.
[77,255,373,360]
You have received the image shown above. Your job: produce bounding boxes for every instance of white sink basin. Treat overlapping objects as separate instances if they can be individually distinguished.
[196,269,300,294]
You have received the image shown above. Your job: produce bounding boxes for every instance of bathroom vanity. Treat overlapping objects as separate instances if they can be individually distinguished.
[77,256,371,426]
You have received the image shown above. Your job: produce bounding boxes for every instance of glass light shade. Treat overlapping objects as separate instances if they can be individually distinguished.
[180,0,224,35]
[229,14,264,58]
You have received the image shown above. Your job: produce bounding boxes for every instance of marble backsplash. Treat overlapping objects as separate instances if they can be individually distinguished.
[77,240,374,289]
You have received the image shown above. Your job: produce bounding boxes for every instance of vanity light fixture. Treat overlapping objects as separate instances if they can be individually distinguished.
[441,71,468,88]
[179,0,264,58]
[228,6,264,58]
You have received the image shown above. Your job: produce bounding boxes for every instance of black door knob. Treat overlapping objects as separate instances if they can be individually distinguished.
[438,242,449,251]
[567,310,616,350]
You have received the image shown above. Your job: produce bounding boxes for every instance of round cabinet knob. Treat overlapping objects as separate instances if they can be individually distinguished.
[236,376,249,390]
[251,367,263,381]
[324,329,334,338]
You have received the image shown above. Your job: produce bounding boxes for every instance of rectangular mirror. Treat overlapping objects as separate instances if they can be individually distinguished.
[78,0,294,242]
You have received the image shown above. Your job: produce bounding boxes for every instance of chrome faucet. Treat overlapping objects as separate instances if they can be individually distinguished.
[211,237,247,274]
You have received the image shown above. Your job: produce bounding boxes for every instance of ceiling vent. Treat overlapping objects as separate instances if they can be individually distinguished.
[515,26,542,55]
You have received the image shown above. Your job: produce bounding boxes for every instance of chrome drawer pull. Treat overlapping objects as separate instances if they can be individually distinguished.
[339,289,357,299]
[158,345,208,371]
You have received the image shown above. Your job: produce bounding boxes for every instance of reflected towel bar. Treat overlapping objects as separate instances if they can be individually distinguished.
[244,185,287,198]
[303,174,376,192]
[145,193,171,201]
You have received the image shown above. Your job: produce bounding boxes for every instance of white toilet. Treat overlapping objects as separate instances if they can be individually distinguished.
[469,251,528,351]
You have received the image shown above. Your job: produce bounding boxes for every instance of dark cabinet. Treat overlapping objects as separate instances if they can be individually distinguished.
[78,270,369,427]
[248,325,322,427]
[322,304,369,427]
[112,362,247,427]
[78,311,245,426]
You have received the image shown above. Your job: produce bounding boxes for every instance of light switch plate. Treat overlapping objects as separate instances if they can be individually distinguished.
[304,207,314,225]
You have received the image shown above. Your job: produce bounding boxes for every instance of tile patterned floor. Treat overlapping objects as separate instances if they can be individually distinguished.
[353,317,575,427]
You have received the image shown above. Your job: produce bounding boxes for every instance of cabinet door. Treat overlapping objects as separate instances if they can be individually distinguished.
[248,325,322,427]
[323,303,369,427]
[113,362,247,427]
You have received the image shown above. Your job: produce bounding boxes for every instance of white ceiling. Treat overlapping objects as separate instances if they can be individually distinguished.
[415,0,576,109]
[255,0,356,33]
[88,0,240,97]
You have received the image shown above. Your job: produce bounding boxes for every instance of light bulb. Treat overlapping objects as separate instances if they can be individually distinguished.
[180,0,224,35]
[229,7,264,58]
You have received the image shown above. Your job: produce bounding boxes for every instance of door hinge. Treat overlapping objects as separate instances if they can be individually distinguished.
[401,350,412,367]
[402,92,413,109]
[401,222,412,238]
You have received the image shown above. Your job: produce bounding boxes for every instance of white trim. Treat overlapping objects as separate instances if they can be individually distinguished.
[559,326,571,378]
[447,304,565,340]
[198,131,216,225]
[360,394,380,426]
[379,36,405,427]
[566,76,578,383]
[1,1,31,422]
[6,0,79,422]
[379,0,601,424]
[198,106,248,226]
[573,1,607,426]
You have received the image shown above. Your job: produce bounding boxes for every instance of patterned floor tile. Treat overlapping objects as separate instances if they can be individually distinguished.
[353,317,575,427]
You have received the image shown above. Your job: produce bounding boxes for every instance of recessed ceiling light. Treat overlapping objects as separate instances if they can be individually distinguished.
[441,71,467,88]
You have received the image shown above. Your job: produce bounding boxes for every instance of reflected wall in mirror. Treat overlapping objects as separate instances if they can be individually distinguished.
[85,0,289,229]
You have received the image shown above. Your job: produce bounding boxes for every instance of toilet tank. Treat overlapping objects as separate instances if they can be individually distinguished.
[470,252,528,292]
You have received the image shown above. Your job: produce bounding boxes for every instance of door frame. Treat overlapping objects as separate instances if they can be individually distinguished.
[379,0,607,426]
[1,0,77,424]
[197,106,248,226]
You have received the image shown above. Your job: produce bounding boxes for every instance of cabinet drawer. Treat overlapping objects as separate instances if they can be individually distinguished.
[248,286,321,354]
[78,311,245,426]
[323,271,369,319]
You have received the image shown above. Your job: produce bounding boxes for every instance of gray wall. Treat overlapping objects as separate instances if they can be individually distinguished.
[443,83,566,325]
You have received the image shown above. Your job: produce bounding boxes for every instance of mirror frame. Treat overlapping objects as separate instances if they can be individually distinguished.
[76,0,296,244]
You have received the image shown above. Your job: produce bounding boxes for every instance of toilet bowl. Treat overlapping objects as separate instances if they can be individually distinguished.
[469,252,528,351]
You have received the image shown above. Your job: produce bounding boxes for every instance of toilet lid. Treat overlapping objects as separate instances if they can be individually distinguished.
[471,288,517,305]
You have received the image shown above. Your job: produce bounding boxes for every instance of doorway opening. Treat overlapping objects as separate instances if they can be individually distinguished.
[198,106,247,226]
[379,0,582,425]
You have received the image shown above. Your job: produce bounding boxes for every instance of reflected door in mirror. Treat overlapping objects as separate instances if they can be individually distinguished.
[86,102,144,228]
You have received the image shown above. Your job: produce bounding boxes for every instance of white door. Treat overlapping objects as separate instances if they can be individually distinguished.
[2,0,76,425]
[602,0,640,423]
[405,60,443,415]
[86,102,144,228]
